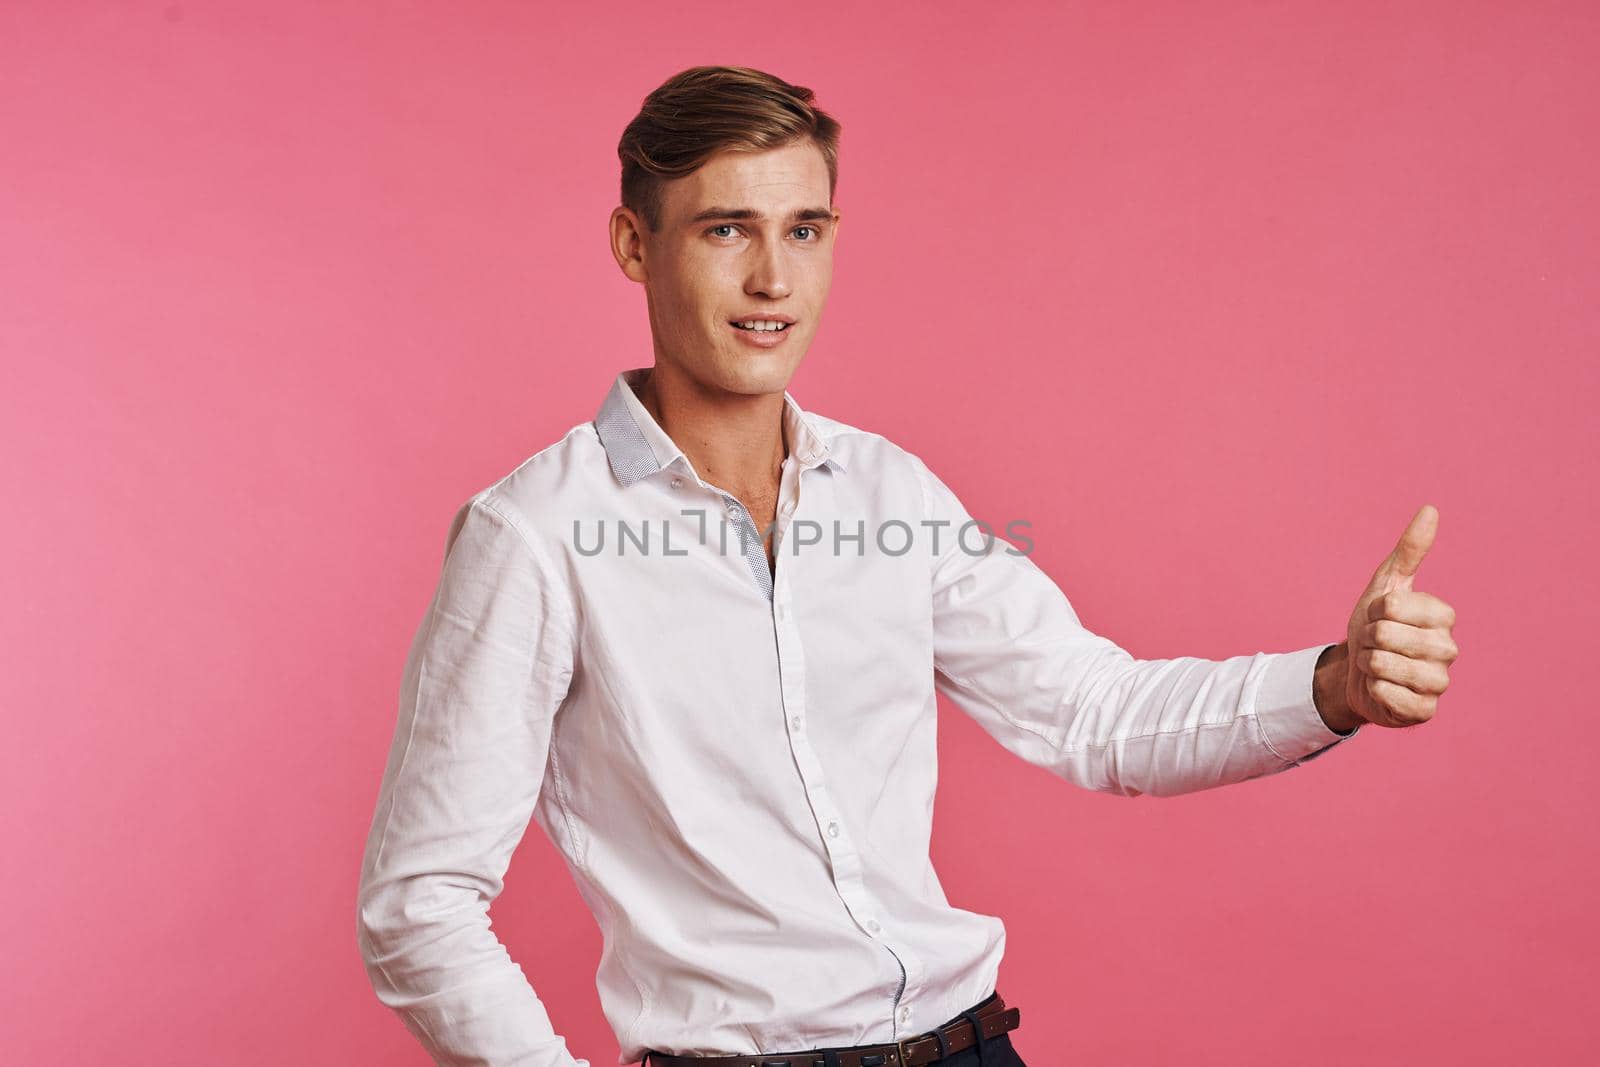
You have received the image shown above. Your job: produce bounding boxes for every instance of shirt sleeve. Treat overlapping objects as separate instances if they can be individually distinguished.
[912,454,1358,798]
[356,491,589,1066]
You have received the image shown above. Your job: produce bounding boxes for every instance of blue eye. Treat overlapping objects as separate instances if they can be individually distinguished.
[706,223,821,240]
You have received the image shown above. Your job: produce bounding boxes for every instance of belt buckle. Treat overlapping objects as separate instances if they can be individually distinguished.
[894,1036,916,1065]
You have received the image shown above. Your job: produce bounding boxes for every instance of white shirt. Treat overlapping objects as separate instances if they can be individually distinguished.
[356,368,1359,1066]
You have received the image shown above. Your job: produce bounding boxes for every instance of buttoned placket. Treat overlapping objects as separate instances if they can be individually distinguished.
[664,464,775,601]
[655,423,925,1039]
[760,453,927,1041]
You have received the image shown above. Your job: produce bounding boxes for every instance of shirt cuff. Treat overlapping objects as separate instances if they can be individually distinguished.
[1253,643,1360,765]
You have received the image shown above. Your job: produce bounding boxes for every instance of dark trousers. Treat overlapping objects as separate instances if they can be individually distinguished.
[644,991,1029,1066]
[807,991,1027,1067]
[926,1031,1026,1067]
[916,991,1028,1067]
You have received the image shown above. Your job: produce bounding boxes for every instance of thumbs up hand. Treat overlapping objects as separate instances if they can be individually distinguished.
[1339,505,1459,729]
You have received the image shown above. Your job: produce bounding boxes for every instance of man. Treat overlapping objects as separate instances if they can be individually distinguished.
[355,66,1459,1067]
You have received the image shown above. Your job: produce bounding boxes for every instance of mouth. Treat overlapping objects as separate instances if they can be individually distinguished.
[727,316,796,349]
[728,318,795,333]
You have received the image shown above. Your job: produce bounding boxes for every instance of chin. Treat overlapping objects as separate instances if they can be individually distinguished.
[708,349,805,395]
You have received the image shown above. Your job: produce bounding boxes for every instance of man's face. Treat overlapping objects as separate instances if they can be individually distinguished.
[611,140,839,398]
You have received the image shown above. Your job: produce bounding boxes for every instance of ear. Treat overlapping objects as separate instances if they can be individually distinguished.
[609,206,649,284]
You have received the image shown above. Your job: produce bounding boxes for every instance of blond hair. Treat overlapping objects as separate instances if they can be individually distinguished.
[618,65,841,232]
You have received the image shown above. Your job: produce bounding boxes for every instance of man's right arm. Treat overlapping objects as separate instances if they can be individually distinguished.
[356,491,588,1066]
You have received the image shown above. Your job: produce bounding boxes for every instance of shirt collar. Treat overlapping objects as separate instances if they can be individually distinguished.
[593,367,845,488]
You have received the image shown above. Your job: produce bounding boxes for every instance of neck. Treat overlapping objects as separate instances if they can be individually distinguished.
[635,363,788,496]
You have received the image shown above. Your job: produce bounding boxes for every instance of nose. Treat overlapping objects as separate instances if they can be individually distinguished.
[743,236,791,300]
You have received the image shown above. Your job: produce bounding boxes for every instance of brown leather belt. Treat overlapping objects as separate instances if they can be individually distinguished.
[643,990,1021,1067]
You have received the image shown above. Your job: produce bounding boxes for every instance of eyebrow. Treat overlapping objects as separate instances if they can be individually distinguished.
[686,206,835,225]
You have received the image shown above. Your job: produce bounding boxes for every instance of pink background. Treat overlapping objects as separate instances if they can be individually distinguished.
[4,2,1596,1064]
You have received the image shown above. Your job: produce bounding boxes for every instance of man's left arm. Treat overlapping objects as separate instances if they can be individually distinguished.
[912,454,1458,798]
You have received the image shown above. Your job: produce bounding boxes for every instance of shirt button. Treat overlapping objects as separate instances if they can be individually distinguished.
[725,499,741,514]
[866,918,881,934]
[898,1005,912,1024]
[790,715,802,731]
[669,476,684,489]
[826,821,840,838]
[775,603,788,620]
